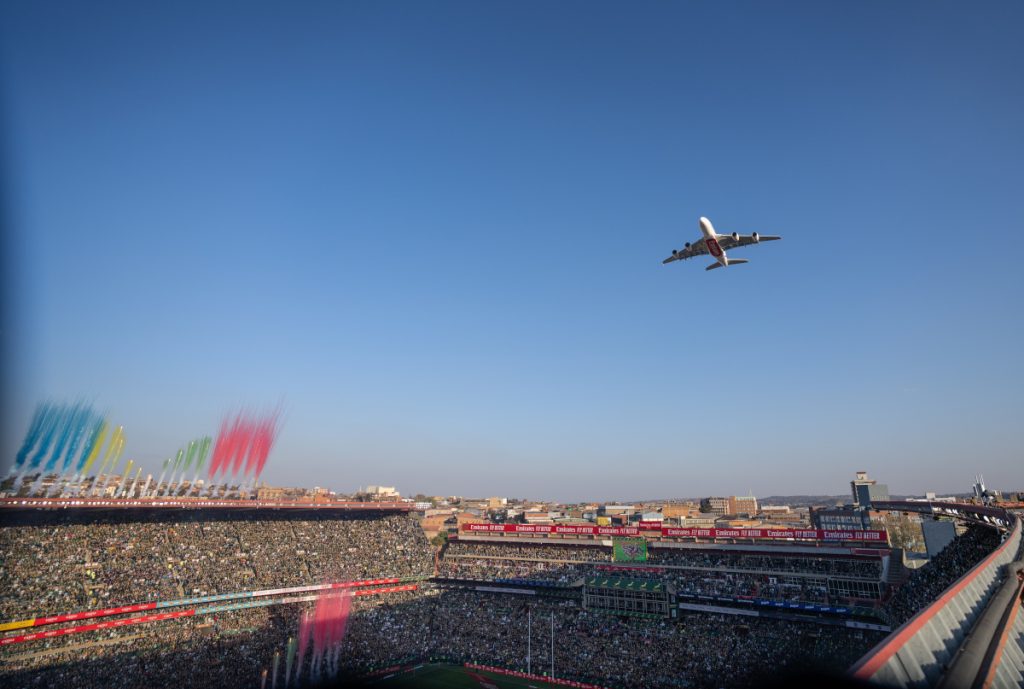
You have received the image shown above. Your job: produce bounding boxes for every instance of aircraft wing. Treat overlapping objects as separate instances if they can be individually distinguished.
[662,238,708,264]
[716,234,781,250]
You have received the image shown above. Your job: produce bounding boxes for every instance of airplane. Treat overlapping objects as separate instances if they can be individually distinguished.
[662,217,781,271]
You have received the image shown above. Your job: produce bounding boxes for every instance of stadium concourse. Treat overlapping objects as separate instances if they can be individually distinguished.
[0,504,1005,689]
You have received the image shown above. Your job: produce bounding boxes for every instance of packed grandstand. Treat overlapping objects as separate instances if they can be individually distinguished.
[0,506,1005,689]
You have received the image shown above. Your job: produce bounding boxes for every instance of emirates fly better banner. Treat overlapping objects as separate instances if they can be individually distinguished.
[461,523,887,542]
[462,523,641,536]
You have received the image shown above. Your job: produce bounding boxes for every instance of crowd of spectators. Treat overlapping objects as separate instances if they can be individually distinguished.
[1,599,303,689]
[0,511,434,621]
[667,570,830,605]
[320,589,883,688]
[445,540,610,562]
[441,540,878,605]
[441,557,833,605]
[885,524,1002,625]
[648,549,882,579]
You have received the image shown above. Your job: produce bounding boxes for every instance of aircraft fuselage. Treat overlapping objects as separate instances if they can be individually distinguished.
[699,217,727,267]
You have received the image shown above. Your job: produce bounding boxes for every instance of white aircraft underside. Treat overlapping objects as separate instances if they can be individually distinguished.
[662,217,781,271]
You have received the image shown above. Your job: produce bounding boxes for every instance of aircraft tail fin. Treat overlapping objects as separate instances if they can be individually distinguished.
[705,258,749,271]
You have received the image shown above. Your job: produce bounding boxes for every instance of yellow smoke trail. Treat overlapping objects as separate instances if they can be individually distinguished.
[80,422,108,475]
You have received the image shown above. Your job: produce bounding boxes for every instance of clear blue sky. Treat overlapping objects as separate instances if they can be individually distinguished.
[2,1,1021,501]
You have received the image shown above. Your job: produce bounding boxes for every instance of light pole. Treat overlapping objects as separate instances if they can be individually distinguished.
[527,607,531,675]
[550,611,555,679]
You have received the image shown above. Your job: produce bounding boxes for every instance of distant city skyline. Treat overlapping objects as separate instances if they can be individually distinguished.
[2,2,1022,501]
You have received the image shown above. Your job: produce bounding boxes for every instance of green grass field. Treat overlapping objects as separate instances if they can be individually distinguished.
[364,663,588,689]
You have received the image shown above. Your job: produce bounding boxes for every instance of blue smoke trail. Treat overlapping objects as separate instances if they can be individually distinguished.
[63,409,98,474]
[27,406,65,471]
[44,403,86,473]
[13,403,51,471]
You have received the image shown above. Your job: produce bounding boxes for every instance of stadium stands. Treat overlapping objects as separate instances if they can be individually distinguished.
[0,508,1008,689]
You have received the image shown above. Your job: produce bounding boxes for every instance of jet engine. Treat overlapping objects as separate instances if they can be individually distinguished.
[684,242,691,248]
[751,232,760,243]
[731,232,739,240]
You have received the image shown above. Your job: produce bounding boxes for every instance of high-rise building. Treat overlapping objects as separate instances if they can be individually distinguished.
[851,471,889,507]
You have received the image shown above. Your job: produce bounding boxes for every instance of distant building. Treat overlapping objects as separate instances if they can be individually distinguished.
[487,497,507,509]
[728,495,758,516]
[762,514,806,526]
[662,503,701,520]
[257,487,285,500]
[851,471,889,507]
[681,514,717,528]
[523,512,553,524]
[599,505,636,516]
[455,512,480,529]
[704,497,730,516]
[759,505,791,515]
[366,485,399,498]
[420,514,452,539]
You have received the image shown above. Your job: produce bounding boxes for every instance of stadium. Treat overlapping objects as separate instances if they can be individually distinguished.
[1,497,1020,688]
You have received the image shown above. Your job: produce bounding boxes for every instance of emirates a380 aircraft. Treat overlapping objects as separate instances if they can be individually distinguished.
[662,217,781,271]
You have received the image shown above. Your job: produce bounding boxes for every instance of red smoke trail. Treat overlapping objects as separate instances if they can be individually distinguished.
[330,592,352,654]
[312,590,330,652]
[244,423,262,477]
[209,418,231,478]
[305,589,353,679]
[246,415,271,477]
[295,609,311,683]
[209,410,281,484]
[228,416,249,476]
[253,414,280,478]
